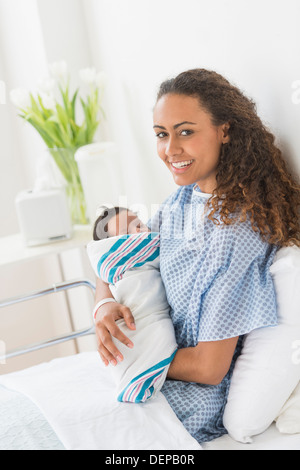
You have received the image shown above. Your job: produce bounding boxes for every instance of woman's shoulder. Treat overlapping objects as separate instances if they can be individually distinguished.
[208,216,278,264]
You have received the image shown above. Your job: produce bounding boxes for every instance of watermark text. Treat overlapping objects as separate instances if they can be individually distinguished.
[291,80,300,105]
[292,340,300,365]
[0,80,6,104]
[0,340,6,365]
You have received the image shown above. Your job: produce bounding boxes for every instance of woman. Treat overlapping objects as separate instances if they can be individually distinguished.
[93,69,300,443]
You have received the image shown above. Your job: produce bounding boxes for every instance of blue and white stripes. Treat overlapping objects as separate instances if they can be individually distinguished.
[117,350,177,403]
[86,232,178,405]
[97,232,160,284]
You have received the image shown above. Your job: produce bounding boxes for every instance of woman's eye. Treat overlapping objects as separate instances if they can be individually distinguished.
[155,130,193,138]
[155,132,167,139]
[180,129,193,136]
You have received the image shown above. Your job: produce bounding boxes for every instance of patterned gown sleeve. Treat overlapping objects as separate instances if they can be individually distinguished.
[196,221,278,342]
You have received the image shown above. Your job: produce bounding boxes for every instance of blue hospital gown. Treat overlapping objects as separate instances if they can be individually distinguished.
[149,184,278,443]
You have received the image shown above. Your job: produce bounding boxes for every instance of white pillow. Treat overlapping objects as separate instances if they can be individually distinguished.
[223,246,300,443]
[276,381,300,434]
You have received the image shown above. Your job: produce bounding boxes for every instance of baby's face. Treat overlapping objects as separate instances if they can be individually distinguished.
[107,211,149,237]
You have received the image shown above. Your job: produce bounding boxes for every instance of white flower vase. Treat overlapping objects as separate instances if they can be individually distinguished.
[75,142,122,223]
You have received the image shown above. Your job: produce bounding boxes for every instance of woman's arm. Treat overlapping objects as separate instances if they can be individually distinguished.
[167,336,239,385]
[94,278,136,366]
[94,278,238,382]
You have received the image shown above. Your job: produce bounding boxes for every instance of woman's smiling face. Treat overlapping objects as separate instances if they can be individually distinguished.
[153,93,230,193]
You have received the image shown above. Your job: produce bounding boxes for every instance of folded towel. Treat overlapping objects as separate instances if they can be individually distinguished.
[87,232,177,403]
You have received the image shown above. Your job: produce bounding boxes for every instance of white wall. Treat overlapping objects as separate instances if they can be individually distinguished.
[83,0,300,209]
[0,52,23,235]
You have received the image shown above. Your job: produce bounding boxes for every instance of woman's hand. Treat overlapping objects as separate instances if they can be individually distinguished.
[95,301,136,367]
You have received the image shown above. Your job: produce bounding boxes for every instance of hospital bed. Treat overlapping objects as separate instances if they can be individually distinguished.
[0,279,299,451]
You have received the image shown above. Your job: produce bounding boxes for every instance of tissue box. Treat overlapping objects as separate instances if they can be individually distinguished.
[15,188,72,246]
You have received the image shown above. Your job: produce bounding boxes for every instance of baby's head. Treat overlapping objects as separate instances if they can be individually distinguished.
[93,206,149,241]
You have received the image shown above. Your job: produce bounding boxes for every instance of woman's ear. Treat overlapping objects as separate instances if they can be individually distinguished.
[221,122,230,143]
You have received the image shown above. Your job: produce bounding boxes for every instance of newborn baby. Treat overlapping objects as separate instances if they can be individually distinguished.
[87,206,177,403]
[93,206,150,238]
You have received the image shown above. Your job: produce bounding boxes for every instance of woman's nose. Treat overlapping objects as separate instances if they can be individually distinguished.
[165,136,183,158]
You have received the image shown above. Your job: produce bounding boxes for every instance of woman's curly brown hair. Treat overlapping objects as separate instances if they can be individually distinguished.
[157,69,300,247]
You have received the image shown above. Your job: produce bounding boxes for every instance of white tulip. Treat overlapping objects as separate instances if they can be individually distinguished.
[10,88,31,109]
[79,67,97,85]
[40,92,56,110]
[37,77,56,95]
[49,60,68,83]
[95,71,106,88]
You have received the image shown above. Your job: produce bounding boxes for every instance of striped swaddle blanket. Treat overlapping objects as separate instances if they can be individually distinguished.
[97,232,161,284]
[87,232,177,403]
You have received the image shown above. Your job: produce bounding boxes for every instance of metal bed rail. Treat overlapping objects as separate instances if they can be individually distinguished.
[0,279,96,361]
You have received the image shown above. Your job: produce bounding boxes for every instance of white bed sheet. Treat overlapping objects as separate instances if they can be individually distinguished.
[0,352,201,451]
[0,352,299,451]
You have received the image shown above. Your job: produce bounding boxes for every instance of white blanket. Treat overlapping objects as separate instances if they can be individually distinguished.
[0,352,201,450]
[87,232,177,403]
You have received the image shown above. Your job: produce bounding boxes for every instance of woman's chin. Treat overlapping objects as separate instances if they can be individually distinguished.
[171,174,196,186]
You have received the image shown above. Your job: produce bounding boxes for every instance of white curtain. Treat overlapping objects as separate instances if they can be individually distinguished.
[0,0,48,236]
[0,0,98,237]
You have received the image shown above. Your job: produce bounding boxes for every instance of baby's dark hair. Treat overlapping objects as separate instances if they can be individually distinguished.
[93,206,128,240]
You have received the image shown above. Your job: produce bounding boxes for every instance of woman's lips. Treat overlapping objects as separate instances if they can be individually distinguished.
[170,159,193,173]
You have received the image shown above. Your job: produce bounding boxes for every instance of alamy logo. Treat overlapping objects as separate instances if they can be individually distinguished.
[0,80,5,105]
[0,340,6,365]
[291,340,300,365]
[291,80,300,105]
